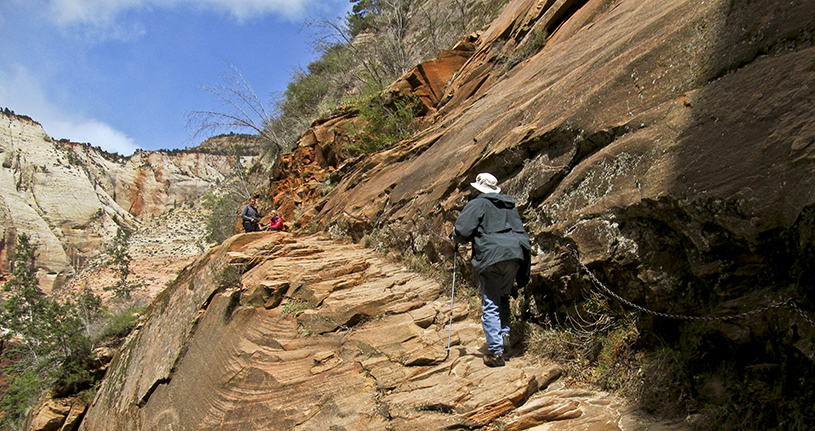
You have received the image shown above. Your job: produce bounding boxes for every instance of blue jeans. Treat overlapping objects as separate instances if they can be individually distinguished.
[478,259,520,356]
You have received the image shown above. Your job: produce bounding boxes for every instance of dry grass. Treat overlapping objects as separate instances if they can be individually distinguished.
[523,293,645,397]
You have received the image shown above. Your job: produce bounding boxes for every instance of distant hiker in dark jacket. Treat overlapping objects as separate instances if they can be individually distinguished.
[241,198,261,233]
[452,173,531,367]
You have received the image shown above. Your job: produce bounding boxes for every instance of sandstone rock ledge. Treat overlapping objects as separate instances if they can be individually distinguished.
[80,233,687,431]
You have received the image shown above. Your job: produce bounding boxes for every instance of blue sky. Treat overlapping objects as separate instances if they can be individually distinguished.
[0,0,352,154]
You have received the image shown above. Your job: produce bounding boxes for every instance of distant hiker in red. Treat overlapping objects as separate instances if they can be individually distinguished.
[241,198,261,233]
[267,210,286,232]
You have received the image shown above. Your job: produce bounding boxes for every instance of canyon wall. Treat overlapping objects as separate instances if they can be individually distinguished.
[0,112,248,290]
[304,0,815,331]
[276,0,815,420]
[76,0,815,428]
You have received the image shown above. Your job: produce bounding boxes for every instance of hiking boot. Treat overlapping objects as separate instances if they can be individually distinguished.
[484,352,505,368]
[502,333,511,360]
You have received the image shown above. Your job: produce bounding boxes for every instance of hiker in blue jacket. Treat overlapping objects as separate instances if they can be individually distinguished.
[452,173,531,367]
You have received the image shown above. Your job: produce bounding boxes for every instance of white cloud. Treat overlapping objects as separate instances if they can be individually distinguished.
[0,65,139,155]
[48,119,138,155]
[197,0,311,20]
[47,0,314,26]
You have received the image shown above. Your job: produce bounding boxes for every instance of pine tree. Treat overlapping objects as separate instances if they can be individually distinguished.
[347,0,381,36]
[1,234,48,361]
[0,234,97,428]
[105,227,139,299]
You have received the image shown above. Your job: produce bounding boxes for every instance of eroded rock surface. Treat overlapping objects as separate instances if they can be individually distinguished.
[264,0,815,422]
[36,0,815,427]
[0,111,248,288]
[81,233,683,430]
[26,393,87,431]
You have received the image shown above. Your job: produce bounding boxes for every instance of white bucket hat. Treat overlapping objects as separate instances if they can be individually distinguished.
[471,172,501,194]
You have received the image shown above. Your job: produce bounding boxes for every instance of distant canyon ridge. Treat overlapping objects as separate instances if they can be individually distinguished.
[0,111,253,291]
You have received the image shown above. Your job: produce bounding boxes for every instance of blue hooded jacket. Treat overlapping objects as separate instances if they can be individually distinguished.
[452,193,531,286]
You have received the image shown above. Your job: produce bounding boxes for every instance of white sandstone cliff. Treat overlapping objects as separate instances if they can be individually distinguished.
[0,111,250,291]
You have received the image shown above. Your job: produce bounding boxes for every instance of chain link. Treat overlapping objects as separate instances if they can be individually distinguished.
[567,247,813,325]
[788,300,815,328]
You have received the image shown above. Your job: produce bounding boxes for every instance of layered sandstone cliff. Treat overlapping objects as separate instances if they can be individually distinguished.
[0,112,250,289]
[81,232,688,430]
[74,0,815,428]
[272,0,815,422]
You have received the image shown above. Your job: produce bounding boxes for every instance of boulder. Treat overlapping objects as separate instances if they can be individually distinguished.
[26,393,87,431]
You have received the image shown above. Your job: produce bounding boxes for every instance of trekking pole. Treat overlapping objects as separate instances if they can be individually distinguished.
[444,242,458,361]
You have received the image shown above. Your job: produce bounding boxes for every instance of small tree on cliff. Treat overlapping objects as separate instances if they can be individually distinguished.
[201,187,245,244]
[1,234,45,361]
[104,227,140,299]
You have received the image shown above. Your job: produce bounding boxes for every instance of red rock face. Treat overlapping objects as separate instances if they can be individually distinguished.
[269,111,354,225]
[79,0,815,428]
[268,38,477,227]
[262,0,815,422]
[388,40,478,111]
[284,0,815,308]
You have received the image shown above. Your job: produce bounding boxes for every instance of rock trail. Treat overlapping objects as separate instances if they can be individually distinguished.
[81,232,687,431]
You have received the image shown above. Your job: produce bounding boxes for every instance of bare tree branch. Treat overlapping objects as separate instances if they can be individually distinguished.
[310,17,388,91]
[187,64,279,152]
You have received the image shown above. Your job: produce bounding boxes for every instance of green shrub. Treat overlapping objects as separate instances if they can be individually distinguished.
[0,370,44,429]
[202,189,243,244]
[345,94,421,155]
[523,295,642,395]
[281,301,308,317]
[104,228,140,300]
[499,27,548,72]
[99,306,145,340]
[592,322,641,395]
[283,45,352,119]
[346,0,379,36]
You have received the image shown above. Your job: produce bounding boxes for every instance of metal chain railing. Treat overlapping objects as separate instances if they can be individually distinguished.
[335,206,814,327]
[788,300,815,328]
[568,246,815,326]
